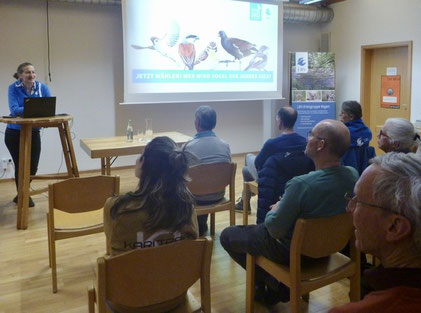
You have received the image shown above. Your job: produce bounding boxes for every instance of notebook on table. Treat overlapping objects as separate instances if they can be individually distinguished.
[23,97,56,118]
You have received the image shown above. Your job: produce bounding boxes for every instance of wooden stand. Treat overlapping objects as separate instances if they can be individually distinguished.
[0,115,79,229]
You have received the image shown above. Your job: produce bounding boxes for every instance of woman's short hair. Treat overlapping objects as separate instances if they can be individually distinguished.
[195,105,216,131]
[370,152,421,250]
[384,118,418,151]
[110,136,194,233]
[13,62,33,80]
[341,100,362,120]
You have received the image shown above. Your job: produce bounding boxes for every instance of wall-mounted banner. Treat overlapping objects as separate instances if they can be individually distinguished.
[381,75,400,109]
[290,52,336,137]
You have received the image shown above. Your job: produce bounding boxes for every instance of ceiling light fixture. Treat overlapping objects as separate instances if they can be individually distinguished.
[299,0,323,4]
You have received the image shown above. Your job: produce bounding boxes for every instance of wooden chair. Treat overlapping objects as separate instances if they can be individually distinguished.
[47,175,120,293]
[88,238,213,313]
[246,213,360,313]
[243,181,258,225]
[187,162,236,235]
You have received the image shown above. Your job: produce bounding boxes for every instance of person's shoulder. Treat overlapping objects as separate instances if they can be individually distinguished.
[341,166,359,179]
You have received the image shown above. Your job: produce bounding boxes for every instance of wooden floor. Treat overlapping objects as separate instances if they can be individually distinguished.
[0,154,351,313]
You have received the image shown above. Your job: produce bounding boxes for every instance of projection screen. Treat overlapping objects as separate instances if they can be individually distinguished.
[122,0,283,104]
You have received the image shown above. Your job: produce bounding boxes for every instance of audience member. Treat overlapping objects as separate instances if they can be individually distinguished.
[378,117,420,153]
[221,119,358,305]
[329,152,421,313]
[183,105,231,236]
[5,62,52,207]
[256,149,314,223]
[235,106,307,210]
[104,136,198,256]
[340,100,375,175]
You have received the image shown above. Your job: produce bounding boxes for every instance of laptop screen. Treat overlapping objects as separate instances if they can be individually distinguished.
[23,97,56,118]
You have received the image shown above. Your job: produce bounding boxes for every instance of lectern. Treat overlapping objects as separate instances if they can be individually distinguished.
[0,115,79,229]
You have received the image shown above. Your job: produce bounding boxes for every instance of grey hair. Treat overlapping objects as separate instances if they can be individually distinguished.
[385,118,418,151]
[195,105,216,131]
[370,152,421,250]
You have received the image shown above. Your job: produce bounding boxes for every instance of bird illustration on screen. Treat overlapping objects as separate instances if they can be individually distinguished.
[244,45,268,71]
[178,34,199,70]
[131,21,180,63]
[218,31,258,63]
[195,41,218,68]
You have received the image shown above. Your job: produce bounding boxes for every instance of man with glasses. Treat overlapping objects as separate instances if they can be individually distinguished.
[221,119,358,305]
[235,106,307,211]
[329,152,421,312]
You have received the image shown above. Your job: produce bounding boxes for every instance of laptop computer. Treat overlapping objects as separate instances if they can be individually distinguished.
[23,97,56,118]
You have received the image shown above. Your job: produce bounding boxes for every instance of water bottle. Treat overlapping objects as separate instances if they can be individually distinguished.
[126,119,134,142]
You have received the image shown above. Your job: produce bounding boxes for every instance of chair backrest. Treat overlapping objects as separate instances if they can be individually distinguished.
[99,238,212,309]
[291,213,354,259]
[49,175,120,213]
[187,162,236,196]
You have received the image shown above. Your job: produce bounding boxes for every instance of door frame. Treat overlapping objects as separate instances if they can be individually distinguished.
[360,41,413,127]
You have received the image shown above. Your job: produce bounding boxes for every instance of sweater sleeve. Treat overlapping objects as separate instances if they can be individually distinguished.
[42,83,52,97]
[8,84,23,116]
[255,140,272,170]
[264,177,307,240]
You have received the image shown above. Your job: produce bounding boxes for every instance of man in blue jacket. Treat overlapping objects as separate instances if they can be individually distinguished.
[236,106,307,210]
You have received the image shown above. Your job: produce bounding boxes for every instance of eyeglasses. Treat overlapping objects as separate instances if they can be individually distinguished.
[307,130,325,141]
[377,130,390,139]
[344,191,394,213]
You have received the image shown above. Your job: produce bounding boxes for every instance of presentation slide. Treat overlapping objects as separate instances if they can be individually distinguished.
[122,0,282,104]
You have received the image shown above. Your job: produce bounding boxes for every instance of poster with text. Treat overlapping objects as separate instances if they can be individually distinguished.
[381,75,400,109]
[290,52,336,138]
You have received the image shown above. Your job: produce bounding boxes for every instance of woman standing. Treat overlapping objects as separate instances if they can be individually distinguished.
[104,136,198,256]
[5,62,52,207]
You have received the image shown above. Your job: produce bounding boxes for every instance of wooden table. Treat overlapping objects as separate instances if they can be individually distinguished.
[0,115,79,229]
[80,131,192,175]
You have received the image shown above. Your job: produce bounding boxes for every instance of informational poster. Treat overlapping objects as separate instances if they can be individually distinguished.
[290,52,336,137]
[381,75,400,109]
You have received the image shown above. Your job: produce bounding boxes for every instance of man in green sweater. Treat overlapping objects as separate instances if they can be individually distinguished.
[221,119,359,306]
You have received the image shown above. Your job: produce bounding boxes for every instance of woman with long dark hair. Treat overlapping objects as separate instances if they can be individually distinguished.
[104,136,198,256]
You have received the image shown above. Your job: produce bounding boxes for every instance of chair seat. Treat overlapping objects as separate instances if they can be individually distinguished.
[54,208,103,230]
[195,198,230,215]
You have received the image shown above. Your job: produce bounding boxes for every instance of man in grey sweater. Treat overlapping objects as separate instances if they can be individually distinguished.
[183,105,231,236]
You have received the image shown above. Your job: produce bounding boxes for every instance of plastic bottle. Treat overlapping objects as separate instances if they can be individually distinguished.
[126,119,134,142]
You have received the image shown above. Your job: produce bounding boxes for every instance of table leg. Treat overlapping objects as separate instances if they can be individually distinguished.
[106,157,111,175]
[63,121,79,177]
[17,125,32,230]
[58,124,73,177]
[101,158,105,175]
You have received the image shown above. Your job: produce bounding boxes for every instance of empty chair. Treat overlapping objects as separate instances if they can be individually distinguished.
[88,237,213,313]
[47,175,120,293]
[187,162,236,235]
[246,213,360,313]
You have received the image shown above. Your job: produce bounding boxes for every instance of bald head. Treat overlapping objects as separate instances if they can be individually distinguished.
[315,119,351,158]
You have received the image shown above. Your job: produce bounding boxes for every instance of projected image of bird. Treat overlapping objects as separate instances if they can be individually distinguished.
[131,21,180,63]
[218,31,258,65]
[244,45,269,71]
[195,41,218,68]
[178,34,199,70]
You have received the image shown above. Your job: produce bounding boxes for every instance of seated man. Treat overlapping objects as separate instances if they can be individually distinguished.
[183,105,231,236]
[236,106,307,210]
[329,152,421,313]
[340,100,375,175]
[220,119,358,305]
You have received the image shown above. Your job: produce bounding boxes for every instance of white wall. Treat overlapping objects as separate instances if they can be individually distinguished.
[322,0,421,121]
[1,0,288,177]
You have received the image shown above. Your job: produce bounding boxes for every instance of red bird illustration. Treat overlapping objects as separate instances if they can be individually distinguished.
[178,34,199,70]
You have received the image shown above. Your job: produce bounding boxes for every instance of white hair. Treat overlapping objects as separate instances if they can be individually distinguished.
[384,118,419,152]
[370,152,421,250]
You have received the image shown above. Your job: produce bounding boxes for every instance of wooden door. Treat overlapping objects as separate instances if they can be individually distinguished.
[360,41,412,155]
